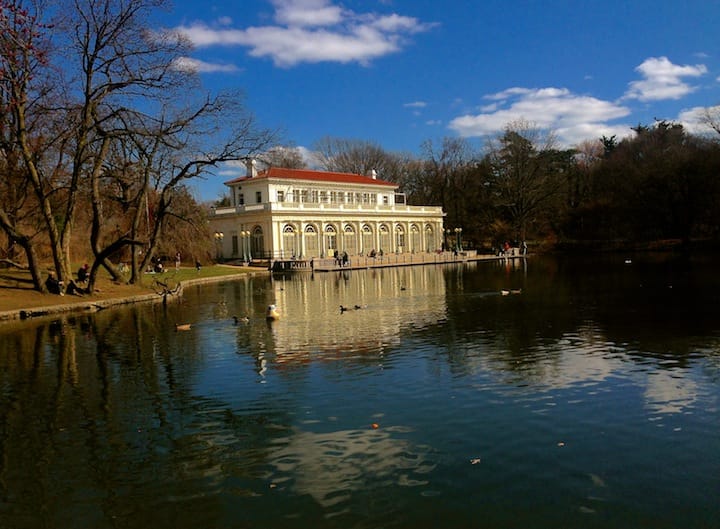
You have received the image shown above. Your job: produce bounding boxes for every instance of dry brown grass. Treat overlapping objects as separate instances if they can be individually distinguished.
[0,264,262,314]
[0,268,156,313]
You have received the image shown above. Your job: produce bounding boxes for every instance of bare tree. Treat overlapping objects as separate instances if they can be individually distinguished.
[0,0,58,290]
[700,105,720,136]
[313,136,394,176]
[1,0,275,292]
[421,137,475,229]
[134,95,274,281]
[259,145,307,169]
[373,152,423,195]
[485,120,562,242]
[564,139,602,210]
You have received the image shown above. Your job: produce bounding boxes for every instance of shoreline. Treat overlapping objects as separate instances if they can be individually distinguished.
[0,268,267,325]
[0,254,526,325]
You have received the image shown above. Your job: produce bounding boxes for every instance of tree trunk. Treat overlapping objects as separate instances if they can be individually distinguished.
[0,210,47,292]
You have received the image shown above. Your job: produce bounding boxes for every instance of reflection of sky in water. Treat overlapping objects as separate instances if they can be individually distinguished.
[643,370,698,414]
[267,426,435,508]
[2,257,720,528]
[191,264,717,421]
[441,323,708,416]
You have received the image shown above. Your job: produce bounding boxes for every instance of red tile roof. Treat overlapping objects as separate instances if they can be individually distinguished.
[224,167,397,188]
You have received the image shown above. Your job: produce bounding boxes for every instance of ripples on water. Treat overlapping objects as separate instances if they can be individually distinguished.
[0,255,719,528]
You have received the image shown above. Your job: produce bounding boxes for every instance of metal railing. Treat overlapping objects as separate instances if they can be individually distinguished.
[211,202,443,216]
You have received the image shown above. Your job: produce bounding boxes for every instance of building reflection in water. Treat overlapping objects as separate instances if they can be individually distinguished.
[1,256,719,528]
[251,266,450,364]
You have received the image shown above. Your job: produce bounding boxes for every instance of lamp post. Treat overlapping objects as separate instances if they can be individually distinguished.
[444,228,451,252]
[214,231,224,262]
[240,231,246,263]
[241,231,250,263]
[454,227,462,252]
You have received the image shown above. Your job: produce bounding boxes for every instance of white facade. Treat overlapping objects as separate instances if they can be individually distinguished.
[209,161,446,261]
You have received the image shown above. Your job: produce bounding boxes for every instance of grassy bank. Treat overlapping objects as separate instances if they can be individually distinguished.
[0,264,262,314]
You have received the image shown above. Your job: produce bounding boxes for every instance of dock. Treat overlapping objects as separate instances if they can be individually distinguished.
[269,250,526,272]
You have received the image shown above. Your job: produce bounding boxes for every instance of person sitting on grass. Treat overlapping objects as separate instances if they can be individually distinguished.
[77,263,89,284]
[45,272,63,295]
[65,280,85,296]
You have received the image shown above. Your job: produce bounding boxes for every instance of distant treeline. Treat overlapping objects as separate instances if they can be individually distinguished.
[274,119,720,252]
[3,0,719,297]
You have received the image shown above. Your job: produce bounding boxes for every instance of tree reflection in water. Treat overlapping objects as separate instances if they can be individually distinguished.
[0,254,719,528]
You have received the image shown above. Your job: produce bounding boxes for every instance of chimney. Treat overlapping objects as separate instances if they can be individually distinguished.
[370,169,377,180]
[245,158,257,178]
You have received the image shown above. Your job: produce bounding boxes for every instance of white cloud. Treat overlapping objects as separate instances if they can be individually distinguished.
[624,56,707,101]
[272,0,344,27]
[242,26,399,66]
[297,145,321,167]
[172,24,243,47]
[403,101,427,108]
[484,87,533,101]
[449,87,632,146]
[173,0,434,67]
[171,56,240,73]
[677,105,720,135]
[222,159,247,169]
[556,123,635,146]
[369,13,428,33]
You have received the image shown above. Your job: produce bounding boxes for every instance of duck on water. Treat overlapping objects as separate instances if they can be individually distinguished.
[266,304,280,320]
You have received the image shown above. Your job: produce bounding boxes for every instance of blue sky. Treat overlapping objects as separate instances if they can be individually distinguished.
[163,0,720,199]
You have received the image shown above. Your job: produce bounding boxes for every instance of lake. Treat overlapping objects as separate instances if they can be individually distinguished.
[0,254,718,528]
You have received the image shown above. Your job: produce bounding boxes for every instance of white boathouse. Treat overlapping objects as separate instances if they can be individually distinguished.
[208,160,446,263]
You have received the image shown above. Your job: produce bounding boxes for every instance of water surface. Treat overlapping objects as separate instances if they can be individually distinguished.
[1,255,718,528]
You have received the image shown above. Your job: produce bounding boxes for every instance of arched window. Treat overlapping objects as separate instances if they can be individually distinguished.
[304,224,319,257]
[283,224,298,258]
[325,224,337,252]
[395,224,405,252]
[251,226,264,258]
[410,224,421,252]
[424,224,435,252]
[379,224,391,253]
[343,224,358,255]
[361,224,373,254]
